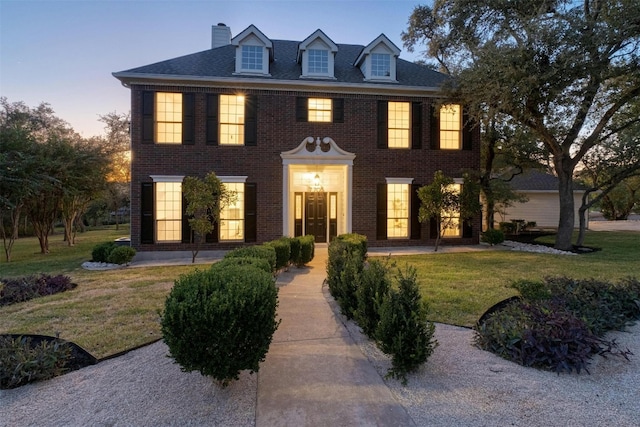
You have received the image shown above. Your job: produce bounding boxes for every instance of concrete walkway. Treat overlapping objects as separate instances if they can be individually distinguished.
[256,247,414,426]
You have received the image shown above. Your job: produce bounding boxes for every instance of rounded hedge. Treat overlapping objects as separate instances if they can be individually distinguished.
[161,265,279,386]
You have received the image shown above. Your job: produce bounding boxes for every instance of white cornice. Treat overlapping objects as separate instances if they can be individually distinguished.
[112,72,443,96]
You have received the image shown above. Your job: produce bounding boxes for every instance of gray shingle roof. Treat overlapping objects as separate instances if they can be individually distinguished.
[115,39,448,88]
[509,169,588,191]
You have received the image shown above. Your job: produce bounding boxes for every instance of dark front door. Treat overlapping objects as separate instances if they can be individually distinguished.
[305,192,327,243]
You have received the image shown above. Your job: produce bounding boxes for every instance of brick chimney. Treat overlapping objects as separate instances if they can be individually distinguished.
[211,23,232,48]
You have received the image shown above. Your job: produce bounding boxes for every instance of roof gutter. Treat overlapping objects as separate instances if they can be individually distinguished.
[111,72,443,96]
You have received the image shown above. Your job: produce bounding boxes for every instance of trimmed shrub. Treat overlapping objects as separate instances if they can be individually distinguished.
[296,235,315,266]
[0,336,71,389]
[375,266,437,385]
[354,258,391,338]
[161,265,280,387]
[289,237,301,265]
[335,233,368,257]
[481,228,505,246]
[211,256,272,274]
[327,238,365,319]
[510,279,552,301]
[225,245,277,273]
[0,274,76,307]
[106,246,136,265]
[91,241,117,263]
[267,238,291,271]
[498,222,516,234]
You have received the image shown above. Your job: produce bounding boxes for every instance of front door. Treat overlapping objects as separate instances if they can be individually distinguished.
[305,192,327,243]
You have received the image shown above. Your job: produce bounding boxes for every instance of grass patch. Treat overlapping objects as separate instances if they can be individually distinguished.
[386,231,640,327]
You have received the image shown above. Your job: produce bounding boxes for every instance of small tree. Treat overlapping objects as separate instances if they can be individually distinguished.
[182,172,235,263]
[418,171,460,251]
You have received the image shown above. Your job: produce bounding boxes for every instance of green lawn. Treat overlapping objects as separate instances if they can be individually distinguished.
[1,227,638,358]
[394,231,640,326]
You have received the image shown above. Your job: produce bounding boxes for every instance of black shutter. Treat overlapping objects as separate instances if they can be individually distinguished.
[205,216,218,243]
[410,183,421,240]
[296,97,308,122]
[429,217,438,239]
[141,182,154,244]
[245,95,258,146]
[206,94,218,145]
[377,100,388,149]
[181,193,192,243]
[462,109,473,151]
[430,104,440,150]
[245,183,257,242]
[411,102,422,149]
[333,98,344,123]
[142,91,154,144]
[463,220,473,238]
[376,183,387,240]
[182,93,195,145]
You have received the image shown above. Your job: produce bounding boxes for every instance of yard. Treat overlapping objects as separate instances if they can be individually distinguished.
[1,226,639,358]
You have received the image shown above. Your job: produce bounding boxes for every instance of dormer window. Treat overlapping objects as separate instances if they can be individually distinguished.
[232,25,272,75]
[308,49,329,74]
[241,45,264,71]
[371,53,391,77]
[298,29,338,79]
[356,34,401,82]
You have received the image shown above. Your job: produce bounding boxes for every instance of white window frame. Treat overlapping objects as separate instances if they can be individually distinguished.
[219,94,245,146]
[308,98,332,122]
[388,101,410,148]
[150,175,184,243]
[155,92,182,144]
[385,177,414,239]
[439,104,463,150]
[218,176,248,242]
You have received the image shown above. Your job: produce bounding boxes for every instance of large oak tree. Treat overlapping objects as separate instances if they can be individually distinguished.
[403,0,640,249]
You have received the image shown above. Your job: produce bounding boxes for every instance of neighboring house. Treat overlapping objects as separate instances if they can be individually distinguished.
[493,169,589,229]
[112,24,481,254]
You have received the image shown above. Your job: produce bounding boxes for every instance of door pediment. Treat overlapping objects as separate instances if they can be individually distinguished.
[281,137,355,164]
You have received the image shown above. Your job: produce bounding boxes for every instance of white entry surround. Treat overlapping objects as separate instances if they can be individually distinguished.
[280,137,356,238]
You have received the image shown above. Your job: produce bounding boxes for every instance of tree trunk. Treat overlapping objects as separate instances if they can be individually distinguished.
[555,167,575,251]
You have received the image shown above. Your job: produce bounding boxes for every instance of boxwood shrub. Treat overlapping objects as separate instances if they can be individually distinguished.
[224,245,277,273]
[296,235,315,266]
[106,246,136,265]
[266,238,292,271]
[91,241,118,263]
[211,256,272,274]
[161,265,280,387]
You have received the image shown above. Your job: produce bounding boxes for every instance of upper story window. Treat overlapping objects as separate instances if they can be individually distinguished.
[388,101,410,148]
[371,53,391,77]
[440,104,462,149]
[156,92,182,144]
[308,98,332,122]
[219,95,245,145]
[241,45,263,71]
[308,49,329,74]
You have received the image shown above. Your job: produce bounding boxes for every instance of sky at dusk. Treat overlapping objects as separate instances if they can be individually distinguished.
[1,0,430,137]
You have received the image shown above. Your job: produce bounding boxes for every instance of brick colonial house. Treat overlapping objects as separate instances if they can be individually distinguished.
[113,24,481,254]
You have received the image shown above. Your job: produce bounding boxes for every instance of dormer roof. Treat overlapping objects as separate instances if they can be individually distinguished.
[355,34,401,67]
[296,29,338,63]
[231,24,273,61]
